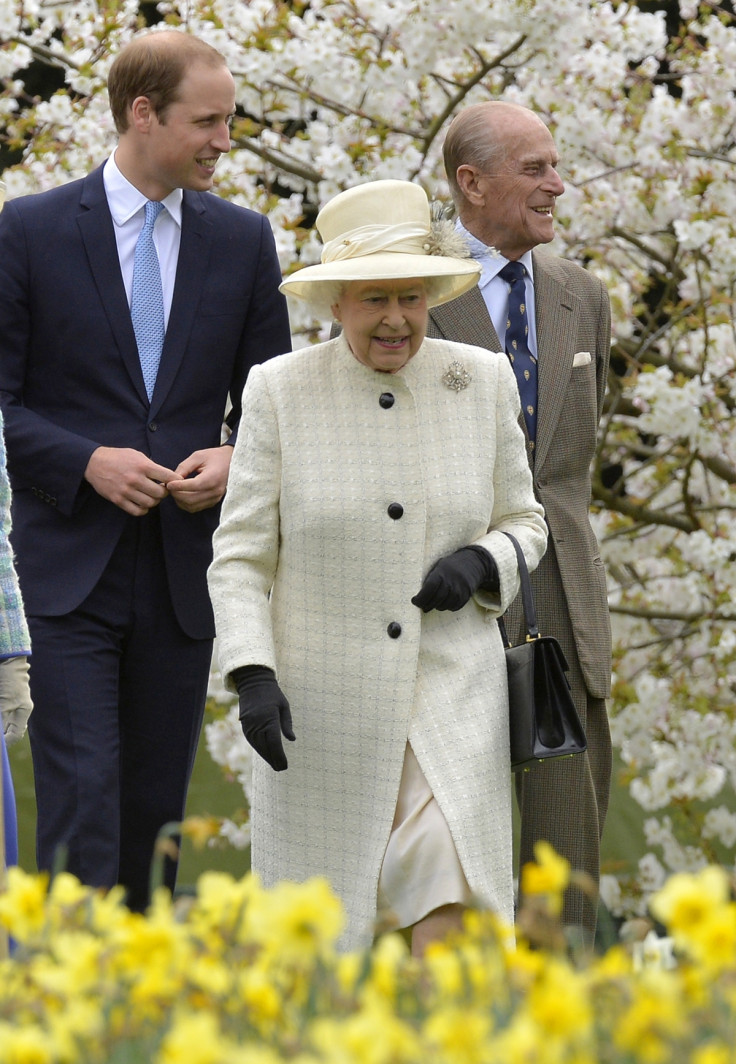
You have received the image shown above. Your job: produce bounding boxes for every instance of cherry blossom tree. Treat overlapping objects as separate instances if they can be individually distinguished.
[2,0,735,916]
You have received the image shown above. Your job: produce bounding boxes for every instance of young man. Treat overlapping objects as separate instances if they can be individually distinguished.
[0,31,291,909]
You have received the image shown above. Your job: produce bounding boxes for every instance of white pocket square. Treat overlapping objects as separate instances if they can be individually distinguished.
[573,351,592,367]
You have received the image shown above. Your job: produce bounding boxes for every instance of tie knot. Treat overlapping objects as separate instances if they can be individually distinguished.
[499,260,526,285]
[142,200,165,230]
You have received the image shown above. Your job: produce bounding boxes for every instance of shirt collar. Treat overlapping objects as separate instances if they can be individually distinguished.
[103,151,183,228]
[456,220,534,288]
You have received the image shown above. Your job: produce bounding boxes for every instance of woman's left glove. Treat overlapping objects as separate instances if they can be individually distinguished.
[412,545,499,613]
[231,665,295,772]
[0,655,33,746]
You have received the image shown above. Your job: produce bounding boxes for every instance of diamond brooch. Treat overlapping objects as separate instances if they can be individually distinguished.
[442,361,471,392]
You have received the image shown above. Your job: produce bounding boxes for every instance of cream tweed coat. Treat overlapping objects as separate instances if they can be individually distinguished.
[208,333,547,949]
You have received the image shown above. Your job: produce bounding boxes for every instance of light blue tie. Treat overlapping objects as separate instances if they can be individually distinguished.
[131,200,165,401]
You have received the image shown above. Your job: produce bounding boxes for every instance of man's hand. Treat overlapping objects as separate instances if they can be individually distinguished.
[84,447,176,516]
[166,446,233,513]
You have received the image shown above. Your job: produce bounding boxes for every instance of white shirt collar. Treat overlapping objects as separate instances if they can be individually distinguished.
[456,220,534,288]
[103,151,183,228]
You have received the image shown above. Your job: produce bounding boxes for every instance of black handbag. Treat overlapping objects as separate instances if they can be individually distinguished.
[498,532,587,772]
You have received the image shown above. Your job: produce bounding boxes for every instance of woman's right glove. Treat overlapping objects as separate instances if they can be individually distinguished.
[231,664,295,772]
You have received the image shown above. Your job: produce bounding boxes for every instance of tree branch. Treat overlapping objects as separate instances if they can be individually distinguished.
[231,134,323,185]
[10,38,81,72]
[592,478,698,532]
[610,604,736,623]
[421,36,528,151]
[261,77,422,139]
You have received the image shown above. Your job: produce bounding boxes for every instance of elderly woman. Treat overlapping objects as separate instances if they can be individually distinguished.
[208,180,547,954]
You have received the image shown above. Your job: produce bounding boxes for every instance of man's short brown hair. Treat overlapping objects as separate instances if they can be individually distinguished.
[107,31,227,134]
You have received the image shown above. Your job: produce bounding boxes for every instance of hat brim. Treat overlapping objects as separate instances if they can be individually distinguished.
[279,252,480,309]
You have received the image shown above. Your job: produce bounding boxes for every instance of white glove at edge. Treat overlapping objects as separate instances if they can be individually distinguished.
[0,655,33,746]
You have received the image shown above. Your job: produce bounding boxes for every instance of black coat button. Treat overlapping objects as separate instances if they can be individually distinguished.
[387,622,402,639]
[148,421,158,432]
[387,503,404,520]
[379,392,395,408]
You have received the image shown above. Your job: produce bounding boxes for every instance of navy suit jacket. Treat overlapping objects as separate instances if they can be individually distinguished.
[0,167,291,639]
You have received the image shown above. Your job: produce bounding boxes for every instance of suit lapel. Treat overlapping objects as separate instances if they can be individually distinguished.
[429,287,501,350]
[78,169,149,407]
[149,191,210,416]
[532,252,577,471]
[430,287,536,454]
[432,258,585,472]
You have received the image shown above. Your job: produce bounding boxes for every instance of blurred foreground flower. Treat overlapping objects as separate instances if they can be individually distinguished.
[520,840,571,913]
[0,853,734,1062]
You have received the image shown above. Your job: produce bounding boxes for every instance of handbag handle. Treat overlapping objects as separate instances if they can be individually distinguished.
[499,531,539,641]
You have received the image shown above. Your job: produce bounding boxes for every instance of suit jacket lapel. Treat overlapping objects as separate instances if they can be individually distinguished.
[78,168,149,407]
[149,191,210,416]
[429,288,534,452]
[532,251,576,471]
[429,286,501,349]
[431,258,584,472]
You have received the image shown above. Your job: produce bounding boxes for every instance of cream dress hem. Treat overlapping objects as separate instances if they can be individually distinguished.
[377,742,473,930]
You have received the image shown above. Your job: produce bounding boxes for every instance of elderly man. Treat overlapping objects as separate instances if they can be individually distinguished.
[430,100,612,943]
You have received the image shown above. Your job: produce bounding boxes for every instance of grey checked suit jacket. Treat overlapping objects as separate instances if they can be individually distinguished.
[429,249,612,699]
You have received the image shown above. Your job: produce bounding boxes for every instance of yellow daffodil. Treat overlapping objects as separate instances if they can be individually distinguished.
[190,870,260,944]
[249,876,344,961]
[613,971,688,1063]
[362,931,410,1003]
[424,1006,493,1063]
[690,1044,733,1064]
[156,1010,232,1064]
[0,867,49,943]
[45,998,106,1062]
[649,865,730,934]
[650,865,736,972]
[520,841,571,915]
[422,941,465,999]
[180,814,223,850]
[237,965,283,1028]
[310,1000,420,1064]
[0,1022,56,1064]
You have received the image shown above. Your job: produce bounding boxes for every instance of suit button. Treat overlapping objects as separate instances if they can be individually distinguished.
[379,392,395,409]
[387,503,404,520]
[148,421,158,432]
[387,622,402,639]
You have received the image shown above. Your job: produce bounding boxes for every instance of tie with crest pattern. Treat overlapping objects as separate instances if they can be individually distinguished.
[499,260,537,447]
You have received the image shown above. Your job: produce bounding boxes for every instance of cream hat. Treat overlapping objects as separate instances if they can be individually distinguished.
[279,180,480,309]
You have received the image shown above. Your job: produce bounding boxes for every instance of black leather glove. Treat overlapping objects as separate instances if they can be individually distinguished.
[412,545,499,613]
[231,665,295,771]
